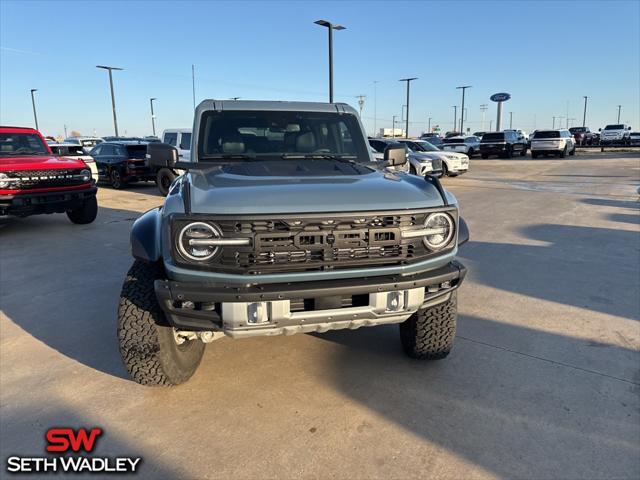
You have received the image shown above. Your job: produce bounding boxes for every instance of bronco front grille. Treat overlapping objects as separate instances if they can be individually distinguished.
[2,169,88,189]
[171,209,456,275]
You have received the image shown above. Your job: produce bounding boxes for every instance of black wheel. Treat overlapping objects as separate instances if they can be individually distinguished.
[481,153,489,159]
[531,151,539,159]
[156,168,177,196]
[66,196,98,224]
[441,162,448,177]
[467,148,474,158]
[560,145,567,158]
[569,145,576,156]
[110,169,125,189]
[399,291,457,360]
[118,261,205,386]
[519,146,527,156]
[503,146,513,159]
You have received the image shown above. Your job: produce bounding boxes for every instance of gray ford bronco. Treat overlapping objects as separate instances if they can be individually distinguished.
[118,100,468,386]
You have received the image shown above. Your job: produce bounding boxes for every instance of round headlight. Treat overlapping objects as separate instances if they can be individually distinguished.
[0,172,9,188]
[423,212,455,250]
[80,169,91,182]
[177,222,222,261]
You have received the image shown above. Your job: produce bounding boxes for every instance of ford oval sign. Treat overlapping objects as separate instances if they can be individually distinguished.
[490,92,511,102]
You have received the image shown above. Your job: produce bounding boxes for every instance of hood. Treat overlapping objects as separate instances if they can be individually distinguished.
[0,155,87,171]
[187,165,447,214]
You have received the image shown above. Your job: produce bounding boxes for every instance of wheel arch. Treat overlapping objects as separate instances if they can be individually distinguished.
[131,207,163,263]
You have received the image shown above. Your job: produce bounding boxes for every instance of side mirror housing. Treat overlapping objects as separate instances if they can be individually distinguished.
[147,142,178,169]
[383,144,408,166]
[628,126,632,130]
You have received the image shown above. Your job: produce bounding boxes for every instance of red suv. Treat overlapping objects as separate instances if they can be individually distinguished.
[0,126,97,224]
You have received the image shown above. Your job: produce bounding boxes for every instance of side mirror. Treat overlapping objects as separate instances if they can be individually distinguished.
[147,142,178,168]
[598,128,602,132]
[383,144,408,166]
[628,126,632,130]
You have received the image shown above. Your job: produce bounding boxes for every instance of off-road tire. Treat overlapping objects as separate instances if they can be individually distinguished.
[156,168,176,196]
[399,291,457,360]
[118,260,205,386]
[66,196,98,224]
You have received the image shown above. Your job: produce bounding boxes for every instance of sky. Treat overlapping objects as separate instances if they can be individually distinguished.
[1,0,639,138]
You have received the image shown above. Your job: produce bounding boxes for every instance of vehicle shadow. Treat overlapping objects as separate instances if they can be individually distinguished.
[607,212,640,225]
[0,405,181,478]
[0,206,152,381]
[459,223,640,321]
[580,197,640,209]
[316,314,640,479]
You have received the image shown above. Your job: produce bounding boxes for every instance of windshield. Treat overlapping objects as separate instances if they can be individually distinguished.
[198,110,370,163]
[604,124,624,130]
[0,133,49,156]
[534,131,560,139]
[51,145,85,156]
[569,127,586,133]
[482,133,505,141]
[412,140,440,152]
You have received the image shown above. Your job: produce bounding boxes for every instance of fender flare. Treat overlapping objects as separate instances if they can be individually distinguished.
[131,207,163,262]
[458,217,469,246]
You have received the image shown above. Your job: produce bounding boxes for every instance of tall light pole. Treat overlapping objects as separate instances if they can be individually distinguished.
[192,64,196,110]
[428,117,432,133]
[30,89,39,131]
[452,105,458,132]
[480,104,488,131]
[456,85,471,134]
[149,98,157,136]
[392,115,399,138]
[582,96,588,127]
[552,116,556,129]
[373,80,379,136]
[314,19,345,103]
[399,77,417,138]
[96,65,123,136]
[509,111,513,129]
[617,105,622,123]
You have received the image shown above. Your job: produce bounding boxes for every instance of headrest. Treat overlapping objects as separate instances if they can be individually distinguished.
[295,131,316,152]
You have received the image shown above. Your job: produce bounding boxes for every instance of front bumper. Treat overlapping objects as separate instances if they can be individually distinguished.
[155,260,466,338]
[0,186,97,218]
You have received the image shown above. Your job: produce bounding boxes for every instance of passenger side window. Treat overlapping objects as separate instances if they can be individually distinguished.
[90,145,102,156]
[179,133,192,150]
[370,140,384,153]
[164,133,178,146]
[100,145,114,156]
[115,146,127,156]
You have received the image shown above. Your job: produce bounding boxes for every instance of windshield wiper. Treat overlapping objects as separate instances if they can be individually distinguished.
[199,154,258,161]
[280,154,359,163]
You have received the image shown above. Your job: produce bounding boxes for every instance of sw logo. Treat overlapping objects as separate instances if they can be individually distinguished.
[46,427,103,452]
[5,427,142,474]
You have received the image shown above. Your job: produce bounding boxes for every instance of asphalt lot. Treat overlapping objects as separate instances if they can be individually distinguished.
[1,151,639,479]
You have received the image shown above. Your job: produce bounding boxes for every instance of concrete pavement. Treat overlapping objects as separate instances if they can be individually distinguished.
[1,153,639,479]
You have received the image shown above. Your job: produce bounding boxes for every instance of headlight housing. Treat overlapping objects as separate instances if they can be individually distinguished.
[0,172,9,188]
[177,222,223,261]
[80,169,91,182]
[423,212,455,250]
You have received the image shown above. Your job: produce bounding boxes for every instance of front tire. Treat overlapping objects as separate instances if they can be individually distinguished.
[156,168,177,196]
[66,196,98,224]
[399,291,457,360]
[118,261,205,386]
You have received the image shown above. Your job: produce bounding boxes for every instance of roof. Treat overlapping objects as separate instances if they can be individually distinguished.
[195,99,359,116]
[102,140,150,145]
[0,126,39,132]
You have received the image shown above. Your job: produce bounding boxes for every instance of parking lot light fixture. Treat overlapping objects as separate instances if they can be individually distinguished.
[96,65,123,136]
[150,98,157,136]
[617,105,622,123]
[509,111,513,129]
[399,78,417,138]
[30,89,39,131]
[452,106,458,132]
[456,85,471,133]
[314,20,346,103]
[582,96,588,127]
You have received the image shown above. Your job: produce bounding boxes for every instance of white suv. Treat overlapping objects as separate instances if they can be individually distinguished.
[162,129,192,161]
[530,130,576,158]
[600,124,632,146]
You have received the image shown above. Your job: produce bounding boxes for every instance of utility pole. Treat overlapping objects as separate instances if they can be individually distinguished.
[192,65,196,110]
[373,80,378,137]
[456,85,471,134]
[480,104,488,131]
[509,111,513,129]
[582,96,588,127]
[30,89,39,131]
[489,119,493,131]
[96,65,123,136]
[553,116,556,129]
[356,95,366,117]
[617,105,622,123]
[150,98,157,136]
[428,117,432,133]
[452,105,457,132]
[392,115,398,138]
[64,124,68,138]
[315,19,346,103]
[399,78,417,138]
